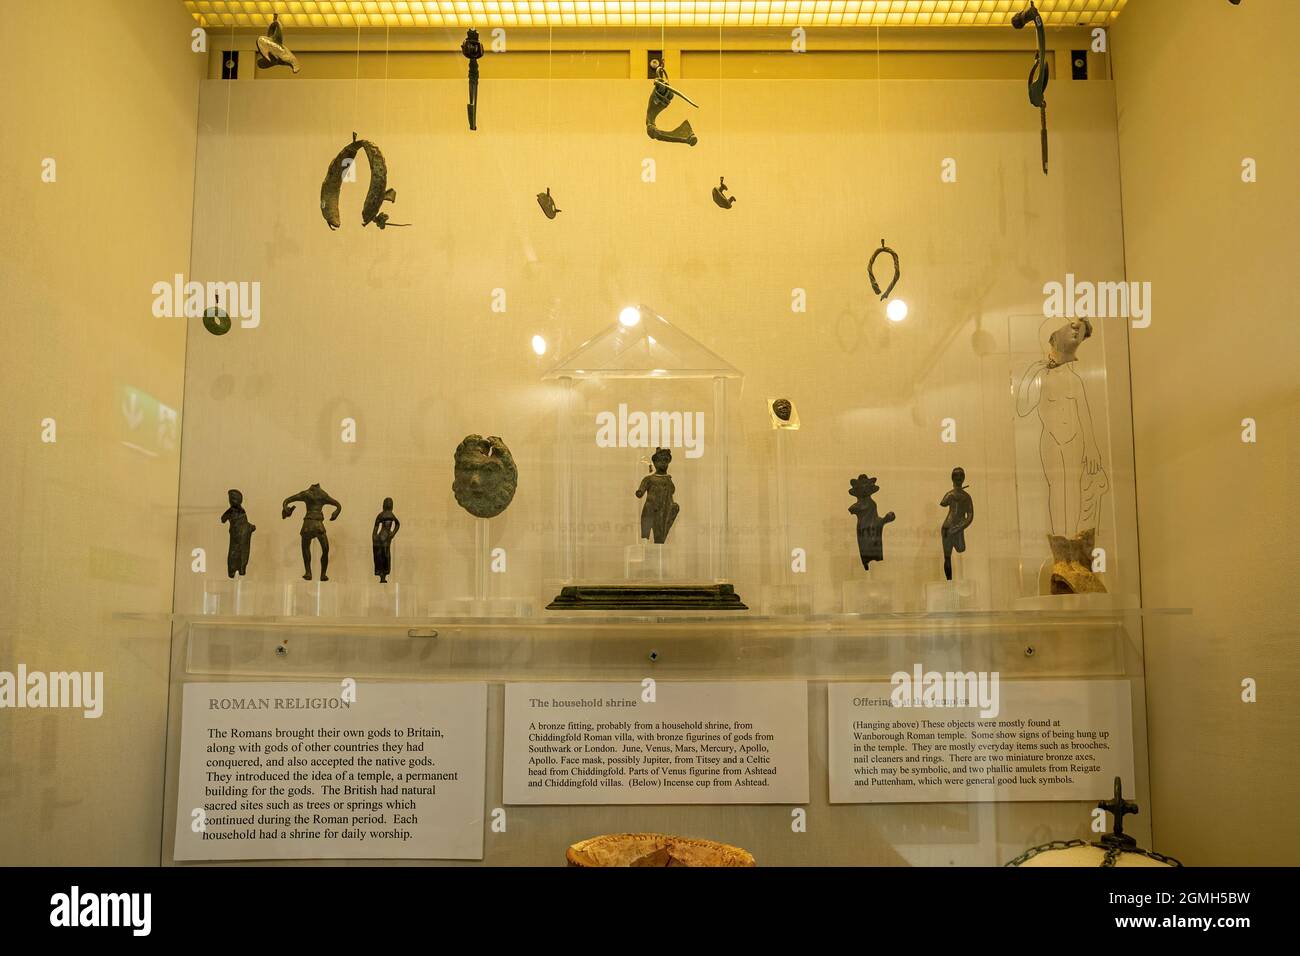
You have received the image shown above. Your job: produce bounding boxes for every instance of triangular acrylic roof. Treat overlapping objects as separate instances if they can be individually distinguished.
[543,304,743,380]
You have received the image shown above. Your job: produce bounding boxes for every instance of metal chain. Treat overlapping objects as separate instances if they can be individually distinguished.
[1007,839,1183,868]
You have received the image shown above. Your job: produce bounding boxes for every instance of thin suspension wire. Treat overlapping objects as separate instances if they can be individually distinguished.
[352,23,361,131]
[382,24,390,139]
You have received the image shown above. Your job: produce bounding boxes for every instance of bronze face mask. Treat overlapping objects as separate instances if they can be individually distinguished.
[452,435,518,519]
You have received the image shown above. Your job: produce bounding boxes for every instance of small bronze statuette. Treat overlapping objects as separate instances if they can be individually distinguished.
[711,177,736,209]
[940,467,975,581]
[536,187,561,219]
[221,489,256,578]
[255,13,300,74]
[645,65,698,146]
[371,497,401,584]
[453,435,518,519]
[282,483,342,581]
[637,447,681,544]
[320,133,408,230]
[772,398,792,421]
[849,474,895,570]
[462,29,484,131]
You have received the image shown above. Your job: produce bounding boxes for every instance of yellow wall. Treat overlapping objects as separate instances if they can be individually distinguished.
[0,0,205,864]
[1112,0,1300,865]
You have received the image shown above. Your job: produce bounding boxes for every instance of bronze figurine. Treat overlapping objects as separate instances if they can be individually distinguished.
[282,483,342,581]
[462,29,484,131]
[940,467,975,581]
[849,474,895,570]
[371,497,400,584]
[254,13,300,74]
[221,489,255,578]
[636,447,681,544]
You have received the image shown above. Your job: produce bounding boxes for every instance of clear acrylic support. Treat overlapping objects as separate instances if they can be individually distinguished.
[924,579,980,612]
[282,580,338,617]
[429,517,535,617]
[624,541,668,580]
[364,582,411,617]
[760,426,814,615]
[202,577,251,615]
[841,579,896,614]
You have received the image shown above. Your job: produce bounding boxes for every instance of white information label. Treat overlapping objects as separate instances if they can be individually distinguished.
[504,681,809,805]
[174,681,487,860]
[828,679,1134,803]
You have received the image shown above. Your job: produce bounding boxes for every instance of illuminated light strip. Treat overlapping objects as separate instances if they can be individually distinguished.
[184,0,1127,28]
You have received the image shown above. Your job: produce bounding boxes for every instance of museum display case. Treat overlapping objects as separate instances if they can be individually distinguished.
[5,0,1295,879]
[153,62,1162,866]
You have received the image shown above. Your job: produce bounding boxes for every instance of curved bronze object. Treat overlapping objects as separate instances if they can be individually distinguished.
[319,133,407,230]
[255,14,300,73]
[711,177,736,209]
[867,239,901,301]
[646,66,698,146]
[1012,2,1049,173]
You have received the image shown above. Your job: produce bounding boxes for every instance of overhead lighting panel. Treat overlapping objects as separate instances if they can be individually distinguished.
[184,1,1128,29]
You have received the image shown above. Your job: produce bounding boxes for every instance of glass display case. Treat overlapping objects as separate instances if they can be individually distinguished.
[146,71,1170,867]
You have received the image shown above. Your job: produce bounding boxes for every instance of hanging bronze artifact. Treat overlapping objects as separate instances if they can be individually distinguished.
[461,29,484,131]
[536,187,561,219]
[868,240,901,301]
[711,177,737,209]
[254,13,300,74]
[645,65,698,146]
[319,133,407,230]
[1012,2,1049,174]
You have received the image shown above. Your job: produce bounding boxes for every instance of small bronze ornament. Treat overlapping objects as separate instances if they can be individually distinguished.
[453,435,518,519]
[536,187,561,219]
[320,133,408,230]
[867,239,901,301]
[645,65,699,146]
[202,295,231,336]
[1012,2,1049,174]
[462,29,484,131]
[255,13,300,74]
[711,177,736,209]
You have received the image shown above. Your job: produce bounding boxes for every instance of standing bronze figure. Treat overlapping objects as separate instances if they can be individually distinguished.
[221,489,256,578]
[636,448,681,544]
[371,497,401,584]
[849,474,895,571]
[940,467,975,581]
[282,483,342,581]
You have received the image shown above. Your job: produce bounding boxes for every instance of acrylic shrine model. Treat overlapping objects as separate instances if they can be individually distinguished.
[544,305,746,611]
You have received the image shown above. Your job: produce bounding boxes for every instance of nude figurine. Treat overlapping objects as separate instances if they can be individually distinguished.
[940,467,974,581]
[1016,318,1109,537]
[282,483,342,581]
[636,447,681,544]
